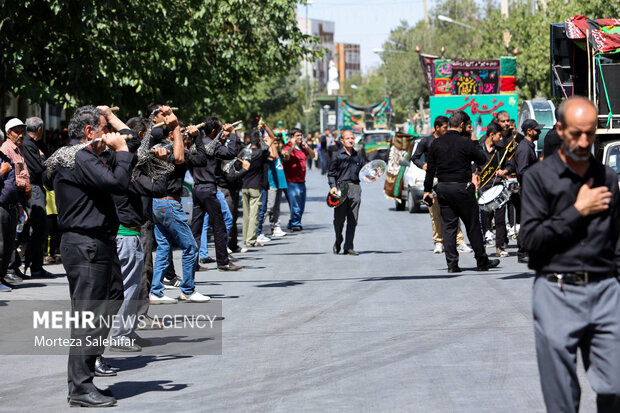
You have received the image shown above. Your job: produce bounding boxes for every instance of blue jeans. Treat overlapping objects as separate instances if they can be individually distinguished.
[199,189,233,259]
[257,189,268,236]
[286,181,306,228]
[151,198,197,296]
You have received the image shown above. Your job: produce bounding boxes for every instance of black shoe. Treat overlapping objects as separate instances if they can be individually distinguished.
[109,342,142,352]
[228,254,239,262]
[517,255,529,264]
[94,356,117,377]
[132,335,152,347]
[333,243,340,255]
[4,272,23,283]
[229,246,242,253]
[343,249,359,256]
[448,266,462,273]
[290,226,302,232]
[136,315,163,330]
[30,269,54,278]
[68,390,117,407]
[477,259,500,271]
[200,257,216,264]
[218,263,242,272]
[163,276,182,289]
[195,265,209,272]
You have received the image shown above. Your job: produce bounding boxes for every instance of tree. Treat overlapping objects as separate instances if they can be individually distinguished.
[0,0,320,122]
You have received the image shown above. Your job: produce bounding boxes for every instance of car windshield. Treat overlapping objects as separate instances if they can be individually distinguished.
[606,145,620,182]
[364,134,390,144]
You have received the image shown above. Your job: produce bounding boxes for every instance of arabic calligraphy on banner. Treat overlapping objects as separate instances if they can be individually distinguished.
[429,94,518,137]
[337,97,392,132]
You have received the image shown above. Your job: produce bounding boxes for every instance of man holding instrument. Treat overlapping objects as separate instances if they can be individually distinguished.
[473,122,511,258]
[53,105,132,407]
[423,110,499,273]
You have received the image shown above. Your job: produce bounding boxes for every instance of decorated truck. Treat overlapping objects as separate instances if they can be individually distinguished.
[384,54,519,212]
[551,15,620,174]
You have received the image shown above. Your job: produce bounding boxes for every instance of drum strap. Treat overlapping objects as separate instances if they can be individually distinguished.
[504,132,519,160]
[479,150,499,190]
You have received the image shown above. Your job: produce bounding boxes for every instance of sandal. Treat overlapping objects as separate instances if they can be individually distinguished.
[246,242,264,247]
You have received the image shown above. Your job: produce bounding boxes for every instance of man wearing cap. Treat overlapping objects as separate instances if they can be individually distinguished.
[1,118,31,282]
[514,118,543,264]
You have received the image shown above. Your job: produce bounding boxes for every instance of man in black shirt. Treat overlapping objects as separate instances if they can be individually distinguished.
[22,117,51,277]
[328,129,364,255]
[190,116,242,271]
[513,119,543,263]
[412,115,469,254]
[521,96,620,412]
[473,122,511,257]
[423,110,500,272]
[542,107,561,158]
[54,106,133,407]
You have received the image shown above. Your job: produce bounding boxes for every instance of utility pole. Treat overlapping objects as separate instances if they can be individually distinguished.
[501,0,511,50]
[423,0,429,24]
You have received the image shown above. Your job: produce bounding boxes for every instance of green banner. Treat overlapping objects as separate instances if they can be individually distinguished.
[430,94,518,137]
[337,97,392,132]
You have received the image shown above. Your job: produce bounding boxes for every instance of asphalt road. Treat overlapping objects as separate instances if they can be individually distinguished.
[0,167,597,412]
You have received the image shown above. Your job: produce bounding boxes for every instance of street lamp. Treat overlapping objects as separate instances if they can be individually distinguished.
[437,15,476,30]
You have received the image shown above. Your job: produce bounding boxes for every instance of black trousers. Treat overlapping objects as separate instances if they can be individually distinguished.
[436,182,489,269]
[481,203,507,249]
[191,183,229,266]
[137,220,154,317]
[0,204,17,278]
[61,231,123,396]
[46,214,61,256]
[23,184,47,273]
[220,187,241,250]
[333,183,361,251]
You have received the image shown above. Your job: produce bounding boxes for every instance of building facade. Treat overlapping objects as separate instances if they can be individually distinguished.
[334,43,361,93]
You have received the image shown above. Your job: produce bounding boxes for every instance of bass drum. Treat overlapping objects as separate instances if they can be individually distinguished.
[478,185,510,213]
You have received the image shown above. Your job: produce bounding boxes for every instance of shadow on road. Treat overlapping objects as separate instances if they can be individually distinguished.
[255,281,304,288]
[107,355,193,372]
[361,274,463,281]
[500,272,534,280]
[107,379,189,400]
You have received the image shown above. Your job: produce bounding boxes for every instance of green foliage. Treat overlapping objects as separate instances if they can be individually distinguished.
[366,0,620,120]
[0,0,320,122]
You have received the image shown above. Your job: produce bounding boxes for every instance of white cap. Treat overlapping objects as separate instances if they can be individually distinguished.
[5,118,25,133]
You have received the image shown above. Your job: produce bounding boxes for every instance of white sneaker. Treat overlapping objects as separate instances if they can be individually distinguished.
[0,283,11,292]
[496,248,509,257]
[240,247,248,253]
[433,243,443,254]
[457,244,473,253]
[227,247,233,254]
[150,293,177,305]
[272,227,287,237]
[485,230,495,244]
[256,234,271,243]
[179,291,211,303]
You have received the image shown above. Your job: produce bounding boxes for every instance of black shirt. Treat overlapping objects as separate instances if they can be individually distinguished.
[521,152,620,274]
[327,146,364,188]
[164,136,208,197]
[216,134,242,189]
[22,134,46,187]
[513,138,538,182]
[192,134,237,186]
[424,130,486,193]
[112,161,167,228]
[411,133,434,169]
[54,147,134,234]
[543,125,561,158]
[242,148,269,189]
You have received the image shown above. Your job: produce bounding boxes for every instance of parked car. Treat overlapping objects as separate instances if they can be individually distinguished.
[394,140,428,213]
[181,171,194,222]
[359,129,393,162]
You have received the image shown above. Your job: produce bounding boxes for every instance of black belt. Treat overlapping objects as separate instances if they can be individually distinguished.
[66,230,116,242]
[542,271,615,285]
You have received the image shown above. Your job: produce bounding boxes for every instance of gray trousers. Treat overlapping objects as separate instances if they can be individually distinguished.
[533,275,620,413]
[110,235,144,339]
[267,187,283,230]
[333,183,361,251]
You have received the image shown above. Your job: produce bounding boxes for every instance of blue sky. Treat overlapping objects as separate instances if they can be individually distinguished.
[297,0,426,73]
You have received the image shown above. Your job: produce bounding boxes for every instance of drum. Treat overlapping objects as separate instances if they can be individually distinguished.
[505,177,520,194]
[478,184,510,213]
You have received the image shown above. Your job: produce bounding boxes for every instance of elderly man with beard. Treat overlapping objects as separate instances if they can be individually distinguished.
[521,96,620,413]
